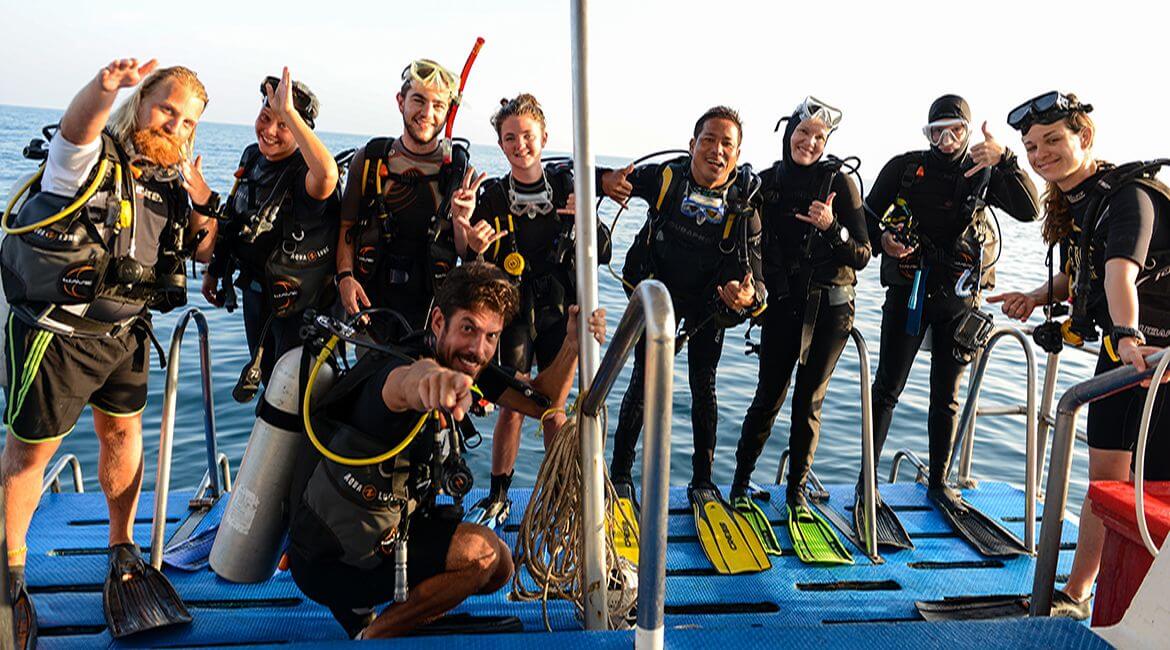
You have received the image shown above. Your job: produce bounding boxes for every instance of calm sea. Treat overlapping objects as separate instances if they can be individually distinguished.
[0,105,1097,513]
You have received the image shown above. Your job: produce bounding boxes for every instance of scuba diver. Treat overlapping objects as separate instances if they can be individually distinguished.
[286,262,605,639]
[0,58,214,645]
[864,94,1039,554]
[728,97,869,564]
[602,106,769,575]
[201,68,340,396]
[335,57,483,340]
[989,92,1170,619]
[454,93,620,529]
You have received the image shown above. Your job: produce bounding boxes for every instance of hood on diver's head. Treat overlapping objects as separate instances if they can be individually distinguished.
[779,109,826,174]
[927,94,971,165]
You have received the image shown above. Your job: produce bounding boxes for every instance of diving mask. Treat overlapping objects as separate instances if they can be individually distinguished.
[923,118,969,148]
[796,96,843,130]
[507,174,555,218]
[680,185,726,225]
[402,59,460,103]
[1007,91,1093,133]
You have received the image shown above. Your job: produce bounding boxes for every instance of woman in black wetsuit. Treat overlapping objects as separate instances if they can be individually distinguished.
[865,95,1039,506]
[202,68,340,391]
[990,92,1170,619]
[730,97,869,509]
[454,94,614,527]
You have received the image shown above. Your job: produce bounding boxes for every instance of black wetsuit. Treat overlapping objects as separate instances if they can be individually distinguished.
[732,146,870,500]
[209,145,339,383]
[1062,169,1170,479]
[609,158,765,488]
[865,147,1039,486]
[471,163,610,374]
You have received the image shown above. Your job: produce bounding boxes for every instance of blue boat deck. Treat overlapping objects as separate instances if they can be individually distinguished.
[25,480,1092,648]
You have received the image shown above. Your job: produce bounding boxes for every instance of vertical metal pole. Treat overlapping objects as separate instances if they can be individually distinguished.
[958,350,982,484]
[637,331,673,650]
[1036,352,1061,496]
[1031,408,1077,615]
[197,324,221,498]
[569,0,606,630]
[151,327,184,570]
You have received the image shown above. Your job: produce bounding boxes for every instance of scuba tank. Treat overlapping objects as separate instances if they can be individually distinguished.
[209,346,336,583]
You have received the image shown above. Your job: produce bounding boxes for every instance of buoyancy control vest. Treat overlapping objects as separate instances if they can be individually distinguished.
[1066,159,1170,346]
[478,161,613,334]
[290,348,465,569]
[1,126,196,329]
[622,157,765,318]
[210,144,340,317]
[878,152,997,294]
[350,137,468,304]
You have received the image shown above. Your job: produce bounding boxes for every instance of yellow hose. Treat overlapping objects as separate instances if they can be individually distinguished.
[2,159,111,235]
[302,335,431,466]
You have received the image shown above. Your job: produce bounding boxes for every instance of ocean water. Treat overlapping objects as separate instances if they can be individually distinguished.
[0,104,1098,513]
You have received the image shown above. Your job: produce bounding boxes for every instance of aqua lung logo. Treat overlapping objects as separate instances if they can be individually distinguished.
[60,263,99,300]
[270,276,301,315]
[342,472,390,504]
[33,227,81,244]
[289,245,332,265]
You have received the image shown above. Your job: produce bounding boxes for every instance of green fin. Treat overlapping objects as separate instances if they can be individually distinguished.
[103,543,192,638]
[689,486,771,574]
[730,495,782,556]
[788,504,854,565]
[609,482,640,565]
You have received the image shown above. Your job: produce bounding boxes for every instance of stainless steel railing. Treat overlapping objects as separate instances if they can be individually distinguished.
[948,327,1039,551]
[1031,348,1168,615]
[40,454,84,495]
[580,280,675,646]
[1134,352,1170,557]
[149,308,225,570]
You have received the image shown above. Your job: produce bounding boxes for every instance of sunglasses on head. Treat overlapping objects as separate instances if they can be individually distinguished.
[1007,91,1093,132]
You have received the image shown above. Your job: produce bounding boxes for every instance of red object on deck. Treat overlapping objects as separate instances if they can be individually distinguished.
[1088,480,1170,626]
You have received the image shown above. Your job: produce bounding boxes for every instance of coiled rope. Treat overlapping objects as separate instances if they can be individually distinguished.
[511,406,637,630]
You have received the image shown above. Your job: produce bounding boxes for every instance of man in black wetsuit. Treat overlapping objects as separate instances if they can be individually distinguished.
[865,94,1039,505]
[335,58,483,338]
[603,106,766,492]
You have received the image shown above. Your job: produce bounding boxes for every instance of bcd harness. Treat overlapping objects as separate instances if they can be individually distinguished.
[0,125,197,362]
[209,144,343,319]
[350,137,469,298]
[623,157,766,340]
[1062,159,1170,353]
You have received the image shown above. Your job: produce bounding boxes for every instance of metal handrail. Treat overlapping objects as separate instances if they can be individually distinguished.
[948,327,1038,552]
[1031,348,1168,615]
[1134,352,1170,557]
[40,454,84,495]
[580,280,675,645]
[192,453,233,506]
[889,449,929,484]
[149,308,221,570]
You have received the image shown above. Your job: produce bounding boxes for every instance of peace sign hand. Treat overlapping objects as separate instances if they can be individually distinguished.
[450,166,487,222]
[965,121,1006,178]
[794,192,837,231]
[99,58,158,92]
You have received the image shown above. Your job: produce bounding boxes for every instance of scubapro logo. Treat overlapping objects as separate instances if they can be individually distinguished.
[60,264,98,300]
[271,277,300,315]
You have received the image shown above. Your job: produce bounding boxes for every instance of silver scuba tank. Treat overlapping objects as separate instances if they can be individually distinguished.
[209,345,335,583]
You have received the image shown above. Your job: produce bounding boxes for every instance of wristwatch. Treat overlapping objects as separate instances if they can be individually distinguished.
[192,191,221,217]
[1111,325,1146,345]
[335,270,354,287]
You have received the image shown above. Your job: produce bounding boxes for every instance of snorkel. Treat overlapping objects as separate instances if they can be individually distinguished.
[443,37,485,163]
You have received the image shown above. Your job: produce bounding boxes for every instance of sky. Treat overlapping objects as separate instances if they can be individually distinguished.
[2,0,1168,174]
